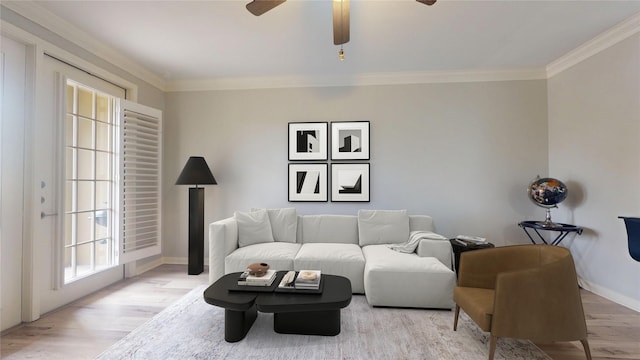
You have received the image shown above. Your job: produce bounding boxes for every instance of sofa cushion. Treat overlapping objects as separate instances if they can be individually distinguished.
[234,209,274,247]
[362,244,455,308]
[252,207,297,243]
[358,209,410,246]
[299,215,359,244]
[409,215,434,232]
[225,242,301,273]
[294,243,365,293]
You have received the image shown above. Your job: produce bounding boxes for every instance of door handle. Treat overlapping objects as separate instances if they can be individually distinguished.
[41,211,58,219]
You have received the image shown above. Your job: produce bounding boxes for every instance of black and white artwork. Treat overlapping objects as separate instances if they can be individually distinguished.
[331,163,370,202]
[288,122,328,160]
[331,121,370,160]
[288,164,328,202]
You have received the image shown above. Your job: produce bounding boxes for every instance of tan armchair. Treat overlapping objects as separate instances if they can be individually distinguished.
[453,244,591,360]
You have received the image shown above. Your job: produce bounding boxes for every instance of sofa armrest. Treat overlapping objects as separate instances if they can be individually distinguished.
[208,217,238,284]
[416,239,453,270]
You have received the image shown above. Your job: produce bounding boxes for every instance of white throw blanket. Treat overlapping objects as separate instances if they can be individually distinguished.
[387,230,449,253]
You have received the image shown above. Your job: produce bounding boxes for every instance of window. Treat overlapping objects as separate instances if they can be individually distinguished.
[64,80,118,282]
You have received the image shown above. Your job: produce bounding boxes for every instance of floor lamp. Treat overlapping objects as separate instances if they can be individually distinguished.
[176,156,217,275]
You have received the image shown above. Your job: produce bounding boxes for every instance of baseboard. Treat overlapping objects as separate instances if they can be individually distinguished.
[578,276,640,312]
[130,257,188,276]
[133,257,166,275]
[161,257,188,265]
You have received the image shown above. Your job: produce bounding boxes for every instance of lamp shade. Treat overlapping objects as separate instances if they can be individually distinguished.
[176,156,217,186]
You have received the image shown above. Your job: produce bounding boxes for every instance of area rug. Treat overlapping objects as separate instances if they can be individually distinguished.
[96,286,550,360]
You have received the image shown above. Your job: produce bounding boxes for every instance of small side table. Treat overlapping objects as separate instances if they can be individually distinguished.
[450,239,495,276]
[518,221,583,246]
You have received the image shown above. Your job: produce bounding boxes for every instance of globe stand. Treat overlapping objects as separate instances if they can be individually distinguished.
[538,206,563,228]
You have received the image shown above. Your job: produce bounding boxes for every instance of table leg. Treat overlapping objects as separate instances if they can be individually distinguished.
[522,227,549,245]
[273,309,341,336]
[551,231,570,245]
[224,305,257,342]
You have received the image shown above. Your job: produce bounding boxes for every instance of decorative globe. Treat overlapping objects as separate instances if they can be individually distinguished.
[528,177,568,208]
[527,176,568,227]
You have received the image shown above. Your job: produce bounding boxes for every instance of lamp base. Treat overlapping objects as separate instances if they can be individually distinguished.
[188,187,205,275]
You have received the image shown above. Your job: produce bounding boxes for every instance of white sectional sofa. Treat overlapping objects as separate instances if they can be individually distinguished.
[208,208,456,309]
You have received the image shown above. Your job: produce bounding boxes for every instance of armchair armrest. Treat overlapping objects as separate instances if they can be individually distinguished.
[208,217,238,284]
[416,239,453,269]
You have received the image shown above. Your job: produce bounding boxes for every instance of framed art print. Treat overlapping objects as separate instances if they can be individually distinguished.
[288,163,328,202]
[288,122,328,161]
[331,121,370,160]
[331,163,370,202]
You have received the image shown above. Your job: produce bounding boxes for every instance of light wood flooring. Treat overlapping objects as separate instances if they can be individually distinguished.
[1,264,639,360]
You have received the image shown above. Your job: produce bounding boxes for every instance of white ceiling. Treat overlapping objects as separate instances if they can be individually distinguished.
[11,0,640,90]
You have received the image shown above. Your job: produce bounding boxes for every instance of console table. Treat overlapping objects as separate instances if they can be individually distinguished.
[518,221,583,246]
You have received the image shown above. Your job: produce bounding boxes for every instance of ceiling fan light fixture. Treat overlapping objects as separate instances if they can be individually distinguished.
[332,0,350,46]
[246,0,286,16]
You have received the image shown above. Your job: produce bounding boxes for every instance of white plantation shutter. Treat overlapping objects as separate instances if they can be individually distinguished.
[118,100,162,263]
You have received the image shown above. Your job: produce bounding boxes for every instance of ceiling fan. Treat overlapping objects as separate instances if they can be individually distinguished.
[246,0,437,49]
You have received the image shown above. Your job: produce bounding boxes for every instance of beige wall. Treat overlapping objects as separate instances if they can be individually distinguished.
[164,80,548,258]
[548,34,640,309]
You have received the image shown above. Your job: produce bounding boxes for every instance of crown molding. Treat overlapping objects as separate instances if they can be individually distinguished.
[166,68,547,92]
[547,12,640,78]
[4,1,637,92]
[3,1,167,91]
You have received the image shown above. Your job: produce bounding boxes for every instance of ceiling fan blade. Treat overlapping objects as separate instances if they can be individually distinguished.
[333,0,350,45]
[416,0,437,5]
[246,0,286,16]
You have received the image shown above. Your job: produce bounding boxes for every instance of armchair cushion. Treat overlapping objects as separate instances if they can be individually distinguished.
[453,287,494,331]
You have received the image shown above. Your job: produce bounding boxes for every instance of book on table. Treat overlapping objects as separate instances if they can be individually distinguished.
[294,270,321,290]
[238,269,277,286]
[455,235,487,244]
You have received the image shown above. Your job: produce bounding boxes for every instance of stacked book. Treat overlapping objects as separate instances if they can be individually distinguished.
[454,235,487,247]
[238,269,277,286]
[294,270,321,290]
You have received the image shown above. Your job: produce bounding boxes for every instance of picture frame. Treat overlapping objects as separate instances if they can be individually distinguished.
[288,122,328,161]
[288,163,328,202]
[331,121,370,160]
[331,163,370,202]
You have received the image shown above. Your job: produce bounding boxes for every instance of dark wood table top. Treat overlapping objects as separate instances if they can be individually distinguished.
[203,273,259,311]
[256,274,352,313]
[203,271,352,313]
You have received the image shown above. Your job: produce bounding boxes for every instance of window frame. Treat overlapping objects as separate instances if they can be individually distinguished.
[63,79,120,283]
